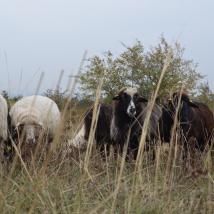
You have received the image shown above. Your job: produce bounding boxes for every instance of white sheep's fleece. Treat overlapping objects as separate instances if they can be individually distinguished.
[10,95,61,136]
[0,94,8,141]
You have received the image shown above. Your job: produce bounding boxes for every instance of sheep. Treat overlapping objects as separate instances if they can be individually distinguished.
[68,87,163,160]
[0,94,8,143]
[110,87,162,159]
[159,91,214,166]
[70,87,162,160]
[68,104,112,154]
[9,95,61,159]
[0,93,9,166]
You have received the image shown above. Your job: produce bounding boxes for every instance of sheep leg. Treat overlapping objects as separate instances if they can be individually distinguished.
[96,143,110,160]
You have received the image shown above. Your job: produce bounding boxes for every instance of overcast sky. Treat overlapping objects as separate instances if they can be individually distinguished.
[0,0,213,95]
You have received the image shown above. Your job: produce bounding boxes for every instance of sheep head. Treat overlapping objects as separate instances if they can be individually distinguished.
[112,87,148,118]
[15,122,44,145]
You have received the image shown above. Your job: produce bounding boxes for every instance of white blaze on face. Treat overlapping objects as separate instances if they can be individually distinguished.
[125,88,137,117]
[127,99,136,117]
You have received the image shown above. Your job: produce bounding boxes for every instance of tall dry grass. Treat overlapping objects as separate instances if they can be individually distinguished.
[0,51,214,214]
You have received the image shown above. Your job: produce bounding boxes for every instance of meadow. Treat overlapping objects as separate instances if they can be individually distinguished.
[0,92,214,214]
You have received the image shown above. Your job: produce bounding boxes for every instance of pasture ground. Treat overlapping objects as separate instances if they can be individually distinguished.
[0,107,214,214]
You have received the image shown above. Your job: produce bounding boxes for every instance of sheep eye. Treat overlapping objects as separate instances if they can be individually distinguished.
[123,93,129,99]
[133,94,138,99]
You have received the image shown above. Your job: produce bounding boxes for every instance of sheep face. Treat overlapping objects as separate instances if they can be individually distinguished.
[16,123,43,145]
[112,88,147,118]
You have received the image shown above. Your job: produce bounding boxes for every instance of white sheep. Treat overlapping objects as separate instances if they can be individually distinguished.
[0,93,8,166]
[9,95,61,145]
[0,93,8,142]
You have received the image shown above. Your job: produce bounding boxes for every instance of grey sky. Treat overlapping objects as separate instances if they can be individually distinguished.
[0,0,213,95]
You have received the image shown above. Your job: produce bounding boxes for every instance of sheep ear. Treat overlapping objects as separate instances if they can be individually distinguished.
[137,96,148,103]
[183,96,199,108]
[112,95,120,101]
[167,98,174,107]
[188,100,199,108]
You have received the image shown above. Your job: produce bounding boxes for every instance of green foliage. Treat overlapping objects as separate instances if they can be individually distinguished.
[43,88,91,113]
[43,88,65,109]
[197,82,214,109]
[80,52,127,101]
[12,95,23,102]
[1,90,9,99]
[80,36,203,101]
[1,90,23,106]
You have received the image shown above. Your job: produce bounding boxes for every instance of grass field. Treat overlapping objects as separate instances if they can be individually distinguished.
[0,102,214,214]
